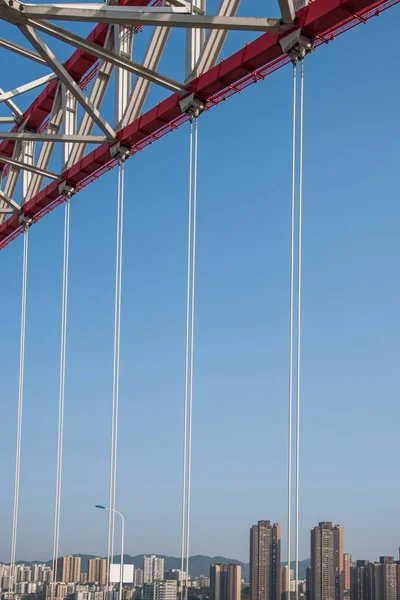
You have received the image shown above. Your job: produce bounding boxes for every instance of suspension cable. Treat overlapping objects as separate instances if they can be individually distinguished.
[295,59,305,600]
[107,161,125,586]
[181,117,199,599]
[10,227,29,596]
[180,120,194,598]
[52,199,71,587]
[185,117,198,593]
[287,61,297,594]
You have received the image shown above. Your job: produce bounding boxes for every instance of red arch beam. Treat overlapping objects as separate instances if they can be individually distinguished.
[0,0,398,249]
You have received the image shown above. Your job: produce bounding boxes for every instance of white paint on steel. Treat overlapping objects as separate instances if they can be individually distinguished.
[11,4,282,31]
[0,189,21,212]
[19,24,116,139]
[0,154,61,181]
[10,228,29,597]
[107,162,125,587]
[0,73,57,104]
[295,58,305,600]
[52,198,70,588]
[0,86,23,118]
[0,132,108,143]
[62,85,77,170]
[27,87,63,199]
[191,0,240,79]
[121,26,170,127]
[68,28,115,166]
[0,35,48,64]
[21,19,187,93]
[115,25,133,128]
[287,61,296,595]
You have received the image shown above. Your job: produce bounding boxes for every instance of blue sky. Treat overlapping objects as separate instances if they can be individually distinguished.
[0,1,400,567]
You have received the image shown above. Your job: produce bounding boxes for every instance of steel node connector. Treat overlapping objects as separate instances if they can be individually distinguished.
[110,142,131,164]
[18,214,33,229]
[58,181,76,199]
[179,94,205,120]
[279,30,315,61]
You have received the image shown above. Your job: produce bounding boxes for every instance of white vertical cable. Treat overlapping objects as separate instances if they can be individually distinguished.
[108,165,120,582]
[113,161,125,567]
[52,199,71,587]
[185,117,198,593]
[108,162,125,585]
[180,121,194,599]
[287,62,296,594]
[10,227,29,595]
[295,59,304,600]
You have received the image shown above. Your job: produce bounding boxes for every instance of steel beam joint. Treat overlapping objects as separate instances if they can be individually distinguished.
[110,141,131,163]
[279,29,314,62]
[19,213,33,228]
[179,93,205,120]
[58,181,75,198]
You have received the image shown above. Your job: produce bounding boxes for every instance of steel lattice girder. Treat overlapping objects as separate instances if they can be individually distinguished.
[0,0,399,248]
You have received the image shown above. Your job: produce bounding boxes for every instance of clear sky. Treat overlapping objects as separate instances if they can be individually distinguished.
[0,0,399,567]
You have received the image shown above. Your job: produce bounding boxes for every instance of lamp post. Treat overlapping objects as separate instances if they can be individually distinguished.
[95,505,124,600]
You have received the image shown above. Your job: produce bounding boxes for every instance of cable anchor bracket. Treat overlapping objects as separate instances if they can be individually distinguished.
[279,30,315,62]
[18,213,33,229]
[58,181,76,199]
[179,94,205,121]
[110,142,131,164]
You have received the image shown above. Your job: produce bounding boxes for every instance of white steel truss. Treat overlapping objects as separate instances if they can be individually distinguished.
[0,0,301,223]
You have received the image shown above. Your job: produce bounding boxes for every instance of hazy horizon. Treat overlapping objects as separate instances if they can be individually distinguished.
[1,0,399,571]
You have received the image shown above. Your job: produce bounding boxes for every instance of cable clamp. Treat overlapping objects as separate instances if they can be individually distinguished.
[59,181,76,199]
[279,30,314,62]
[179,94,205,120]
[110,142,131,163]
[18,214,33,229]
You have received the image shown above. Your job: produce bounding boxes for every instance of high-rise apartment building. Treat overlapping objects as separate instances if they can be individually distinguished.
[88,558,107,585]
[344,554,352,592]
[134,568,144,587]
[380,557,398,600]
[281,566,289,600]
[351,557,399,600]
[250,520,281,600]
[310,522,344,600]
[55,583,68,600]
[210,564,241,600]
[351,560,387,600]
[56,556,82,583]
[143,581,177,600]
[143,556,164,584]
[334,527,344,600]
[306,567,312,600]
[165,570,186,583]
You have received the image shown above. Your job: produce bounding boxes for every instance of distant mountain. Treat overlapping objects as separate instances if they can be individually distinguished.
[287,559,310,580]
[13,555,311,581]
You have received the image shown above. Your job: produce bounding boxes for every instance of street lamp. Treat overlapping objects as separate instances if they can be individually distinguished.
[95,505,125,600]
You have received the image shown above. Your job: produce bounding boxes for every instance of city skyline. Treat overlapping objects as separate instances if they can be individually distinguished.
[3,541,400,567]
[3,528,400,600]
[1,0,399,573]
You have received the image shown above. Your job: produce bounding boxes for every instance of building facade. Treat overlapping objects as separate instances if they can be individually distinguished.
[344,555,352,592]
[210,564,241,600]
[143,556,164,585]
[250,520,281,600]
[281,565,289,600]
[310,522,344,600]
[350,557,400,600]
[56,556,82,583]
[88,558,107,585]
[143,581,177,600]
